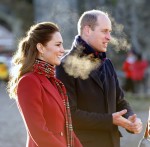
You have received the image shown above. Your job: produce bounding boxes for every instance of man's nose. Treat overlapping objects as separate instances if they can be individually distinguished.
[106,33,111,41]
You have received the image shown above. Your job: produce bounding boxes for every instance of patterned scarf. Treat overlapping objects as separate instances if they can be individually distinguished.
[33,59,74,147]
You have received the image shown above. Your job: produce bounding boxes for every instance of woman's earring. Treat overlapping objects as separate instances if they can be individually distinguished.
[41,53,44,58]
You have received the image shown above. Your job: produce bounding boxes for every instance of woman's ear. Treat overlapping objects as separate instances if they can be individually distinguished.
[36,43,44,54]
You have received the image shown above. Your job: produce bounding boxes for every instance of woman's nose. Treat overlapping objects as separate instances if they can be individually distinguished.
[61,46,65,53]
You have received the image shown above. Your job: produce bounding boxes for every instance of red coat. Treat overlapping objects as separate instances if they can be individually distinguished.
[123,60,148,81]
[17,72,82,147]
[123,61,134,79]
[131,60,148,81]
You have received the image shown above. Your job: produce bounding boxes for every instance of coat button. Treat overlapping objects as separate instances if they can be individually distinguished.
[60,132,63,136]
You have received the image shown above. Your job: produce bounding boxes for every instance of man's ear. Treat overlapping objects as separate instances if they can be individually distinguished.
[36,43,44,54]
[83,25,92,36]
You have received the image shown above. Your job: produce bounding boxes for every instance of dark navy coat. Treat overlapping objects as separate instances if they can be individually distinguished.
[56,47,134,147]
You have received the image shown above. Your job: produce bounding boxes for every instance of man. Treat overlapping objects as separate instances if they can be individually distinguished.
[56,10,142,147]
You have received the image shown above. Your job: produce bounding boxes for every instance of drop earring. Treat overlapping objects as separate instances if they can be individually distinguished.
[40,52,44,59]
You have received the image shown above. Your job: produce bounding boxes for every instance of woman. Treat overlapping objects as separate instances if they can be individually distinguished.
[7,22,82,147]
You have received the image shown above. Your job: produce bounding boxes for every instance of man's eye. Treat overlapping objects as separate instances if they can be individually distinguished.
[102,30,111,34]
[102,30,107,33]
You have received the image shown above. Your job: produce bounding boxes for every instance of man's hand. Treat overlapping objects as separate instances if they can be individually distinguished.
[112,110,143,133]
[128,114,143,134]
[112,109,132,130]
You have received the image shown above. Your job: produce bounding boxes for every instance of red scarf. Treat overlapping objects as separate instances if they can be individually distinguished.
[33,59,74,147]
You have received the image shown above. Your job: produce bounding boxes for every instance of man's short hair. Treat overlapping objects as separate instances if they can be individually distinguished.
[77,10,108,35]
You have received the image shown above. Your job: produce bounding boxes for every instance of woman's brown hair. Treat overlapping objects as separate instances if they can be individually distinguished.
[7,22,59,99]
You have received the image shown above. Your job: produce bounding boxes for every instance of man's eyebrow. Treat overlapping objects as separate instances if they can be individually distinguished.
[102,28,112,31]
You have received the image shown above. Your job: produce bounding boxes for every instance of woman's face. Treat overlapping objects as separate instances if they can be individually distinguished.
[38,32,64,66]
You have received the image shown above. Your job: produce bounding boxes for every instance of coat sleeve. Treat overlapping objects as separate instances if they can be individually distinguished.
[17,75,66,147]
[108,59,134,119]
[56,63,113,131]
[115,74,134,119]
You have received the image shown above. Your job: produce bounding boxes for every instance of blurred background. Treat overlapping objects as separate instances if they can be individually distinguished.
[0,0,150,146]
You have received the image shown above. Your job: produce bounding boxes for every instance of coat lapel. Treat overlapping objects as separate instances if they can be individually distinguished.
[100,64,111,113]
[35,73,66,117]
[90,68,103,90]
[90,64,111,113]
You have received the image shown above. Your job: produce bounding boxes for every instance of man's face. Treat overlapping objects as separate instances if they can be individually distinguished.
[87,15,112,52]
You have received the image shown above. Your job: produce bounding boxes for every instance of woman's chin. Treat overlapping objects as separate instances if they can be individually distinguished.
[55,61,61,66]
